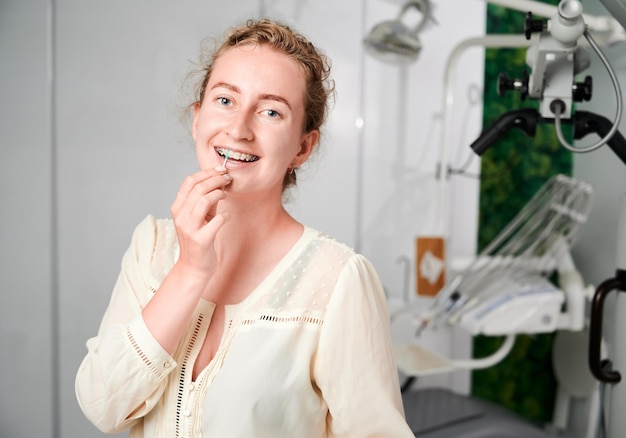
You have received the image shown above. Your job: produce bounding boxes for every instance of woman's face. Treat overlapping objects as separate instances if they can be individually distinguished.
[192,43,318,199]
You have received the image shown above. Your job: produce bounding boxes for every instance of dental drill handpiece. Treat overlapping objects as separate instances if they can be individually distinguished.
[418,276,466,332]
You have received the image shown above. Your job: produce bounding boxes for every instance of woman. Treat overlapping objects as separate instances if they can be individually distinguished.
[75,18,414,437]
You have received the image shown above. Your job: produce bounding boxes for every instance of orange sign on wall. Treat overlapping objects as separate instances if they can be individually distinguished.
[416,236,446,297]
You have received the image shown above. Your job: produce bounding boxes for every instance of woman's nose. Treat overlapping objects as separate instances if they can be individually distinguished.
[226,110,254,141]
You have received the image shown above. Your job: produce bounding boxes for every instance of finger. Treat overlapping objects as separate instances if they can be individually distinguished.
[171,170,212,215]
[188,188,228,228]
[182,175,231,222]
[171,167,228,210]
[197,211,231,242]
[171,170,230,216]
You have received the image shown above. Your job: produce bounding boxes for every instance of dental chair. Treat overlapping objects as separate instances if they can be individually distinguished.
[393,174,595,438]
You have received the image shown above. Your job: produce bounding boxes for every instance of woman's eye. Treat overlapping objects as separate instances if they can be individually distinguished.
[263,109,281,118]
[216,96,231,106]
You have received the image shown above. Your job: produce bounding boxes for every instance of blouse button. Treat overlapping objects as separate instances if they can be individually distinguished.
[189,382,195,391]
[183,409,191,417]
[163,361,171,368]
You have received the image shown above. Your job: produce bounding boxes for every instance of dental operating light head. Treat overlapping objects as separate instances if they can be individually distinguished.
[363,0,433,65]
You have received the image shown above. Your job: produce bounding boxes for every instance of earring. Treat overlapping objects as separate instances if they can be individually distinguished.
[289,166,297,174]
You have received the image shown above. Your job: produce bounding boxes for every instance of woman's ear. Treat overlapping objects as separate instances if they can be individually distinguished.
[294,130,320,167]
[191,103,201,141]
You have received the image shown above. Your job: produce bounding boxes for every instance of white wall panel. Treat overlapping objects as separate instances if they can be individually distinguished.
[0,1,54,437]
[571,2,626,436]
[573,0,626,286]
[360,0,485,393]
[265,0,364,248]
[54,2,258,436]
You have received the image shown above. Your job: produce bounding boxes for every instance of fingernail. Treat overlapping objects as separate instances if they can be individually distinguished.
[223,174,232,181]
[215,165,226,172]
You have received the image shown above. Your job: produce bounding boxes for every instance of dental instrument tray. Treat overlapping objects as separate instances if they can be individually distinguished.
[394,174,594,376]
[428,173,593,335]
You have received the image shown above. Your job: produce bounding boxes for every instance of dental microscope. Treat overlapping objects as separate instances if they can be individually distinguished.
[470,1,626,435]
[471,0,626,163]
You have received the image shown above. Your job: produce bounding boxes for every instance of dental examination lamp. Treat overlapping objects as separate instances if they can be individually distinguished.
[470,0,626,164]
[363,0,434,65]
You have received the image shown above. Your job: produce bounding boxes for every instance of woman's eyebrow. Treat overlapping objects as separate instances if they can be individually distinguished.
[259,94,291,110]
[211,81,239,93]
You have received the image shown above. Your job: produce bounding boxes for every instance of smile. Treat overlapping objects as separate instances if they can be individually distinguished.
[216,147,260,163]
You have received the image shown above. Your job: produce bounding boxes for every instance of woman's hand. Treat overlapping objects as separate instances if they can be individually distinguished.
[170,167,232,279]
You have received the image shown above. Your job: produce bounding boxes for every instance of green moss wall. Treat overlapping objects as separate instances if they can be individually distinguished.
[472,1,573,424]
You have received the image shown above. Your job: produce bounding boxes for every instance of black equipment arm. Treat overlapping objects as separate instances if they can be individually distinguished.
[573,111,626,165]
[470,108,626,166]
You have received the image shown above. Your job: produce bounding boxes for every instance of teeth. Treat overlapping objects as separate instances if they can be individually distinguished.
[217,147,259,162]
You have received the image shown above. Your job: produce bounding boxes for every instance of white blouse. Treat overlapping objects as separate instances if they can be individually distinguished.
[75,215,414,438]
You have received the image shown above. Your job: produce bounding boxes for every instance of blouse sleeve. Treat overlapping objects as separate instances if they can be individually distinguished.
[314,254,414,438]
[75,215,177,434]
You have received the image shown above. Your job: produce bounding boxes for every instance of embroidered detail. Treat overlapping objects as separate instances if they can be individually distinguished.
[175,315,204,437]
[243,236,354,320]
[241,314,323,326]
[126,327,163,379]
